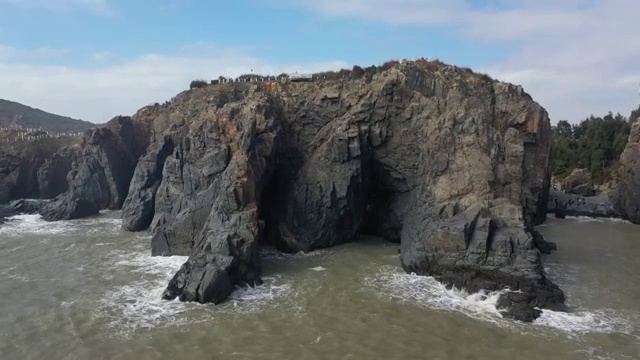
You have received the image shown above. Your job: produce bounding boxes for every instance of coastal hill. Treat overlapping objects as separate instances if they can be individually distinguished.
[0,99,94,133]
[38,58,565,322]
[0,99,88,204]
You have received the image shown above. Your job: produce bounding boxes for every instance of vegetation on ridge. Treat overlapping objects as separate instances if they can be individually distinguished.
[550,106,640,183]
[187,57,495,91]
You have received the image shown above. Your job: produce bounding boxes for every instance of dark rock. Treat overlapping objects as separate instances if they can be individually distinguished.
[0,198,48,224]
[39,194,99,221]
[162,253,235,303]
[8,198,50,214]
[497,292,542,322]
[39,116,152,221]
[401,204,564,321]
[0,140,78,204]
[554,201,566,219]
[38,60,563,321]
[616,121,640,223]
[121,136,174,231]
[531,229,557,254]
[37,151,75,199]
[547,190,619,218]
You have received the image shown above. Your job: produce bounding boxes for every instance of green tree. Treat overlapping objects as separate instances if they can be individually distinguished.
[550,109,632,183]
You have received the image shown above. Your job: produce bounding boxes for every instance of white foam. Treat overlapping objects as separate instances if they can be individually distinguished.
[98,248,292,336]
[365,266,505,323]
[561,215,632,224]
[0,214,71,237]
[308,266,326,272]
[260,246,332,261]
[228,276,291,311]
[0,213,124,238]
[534,308,637,336]
[365,265,636,336]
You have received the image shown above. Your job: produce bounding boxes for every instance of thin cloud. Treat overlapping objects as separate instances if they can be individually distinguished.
[0,45,348,123]
[291,0,640,122]
[0,0,114,15]
[0,44,68,62]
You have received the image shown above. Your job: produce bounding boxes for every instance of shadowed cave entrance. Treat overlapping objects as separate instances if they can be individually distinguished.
[256,158,407,257]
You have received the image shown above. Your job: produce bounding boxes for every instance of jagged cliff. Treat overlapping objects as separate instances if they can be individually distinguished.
[616,121,640,223]
[0,138,81,204]
[39,116,152,221]
[39,59,563,321]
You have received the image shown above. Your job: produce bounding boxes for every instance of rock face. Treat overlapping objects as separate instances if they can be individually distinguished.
[616,121,640,223]
[548,190,619,218]
[113,60,562,321]
[121,136,174,231]
[560,168,595,196]
[0,139,79,204]
[615,120,640,224]
[39,116,151,221]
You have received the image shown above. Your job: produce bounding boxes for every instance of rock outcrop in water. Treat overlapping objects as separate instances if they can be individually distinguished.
[39,116,151,221]
[0,138,80,204]
[616,121,640,223]
[548,190,619,219]
[36,59,565,321]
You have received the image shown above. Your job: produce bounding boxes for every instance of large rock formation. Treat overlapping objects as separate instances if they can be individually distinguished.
[34,59,562,321]
[39,116,151,221]
[111,60,561,321]
[616,121,640,223]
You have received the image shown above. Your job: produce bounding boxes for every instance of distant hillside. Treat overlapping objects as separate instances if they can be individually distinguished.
[0,99,94,133]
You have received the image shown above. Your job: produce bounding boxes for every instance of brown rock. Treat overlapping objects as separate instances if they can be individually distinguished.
[561,168,595,196]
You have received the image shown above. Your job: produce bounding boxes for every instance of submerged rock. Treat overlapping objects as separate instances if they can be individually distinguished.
[0,198,51,224]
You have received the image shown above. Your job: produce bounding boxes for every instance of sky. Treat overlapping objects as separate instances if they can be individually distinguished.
[0,0,638,124]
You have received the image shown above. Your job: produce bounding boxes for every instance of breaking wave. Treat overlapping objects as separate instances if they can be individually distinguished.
[0,214,72,237]
[96,246,293,337]
[0,213,123,238]
[365,265,636,337]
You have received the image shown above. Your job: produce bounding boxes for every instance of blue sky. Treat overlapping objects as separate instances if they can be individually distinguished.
[0,0,638,123]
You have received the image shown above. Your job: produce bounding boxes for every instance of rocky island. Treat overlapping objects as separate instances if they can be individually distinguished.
[27,59,570,322]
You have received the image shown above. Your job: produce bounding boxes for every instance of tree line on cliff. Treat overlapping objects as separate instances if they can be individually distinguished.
[550,105,640,183]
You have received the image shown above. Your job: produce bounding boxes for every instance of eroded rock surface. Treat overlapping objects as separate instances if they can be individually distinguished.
[616,121,640,223]
[39,59,563,321]
[0,139,79,204]
[117,60,561,321]
[39,116,151,221]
